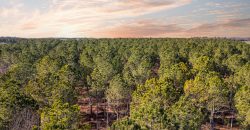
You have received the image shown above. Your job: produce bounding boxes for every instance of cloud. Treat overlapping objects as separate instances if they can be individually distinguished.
[0,0,192,37]
[186,18,250,37]
[91,18,250,38]
[101,0,192,14]
[90,20,184,37]
[0,2,24,18]
[206,1,247,9]
[0,0,249,38]
[20,22,38,30]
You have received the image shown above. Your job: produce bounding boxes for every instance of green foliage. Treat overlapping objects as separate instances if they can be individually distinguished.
[191,56,215,72]
[110,117,141,130]
[0,38,249,129]
[226,54,246,72]
[235,63,250,86]
[184,71,229,110]
[36,56,61,78]
[161,62,191,93]
[234,86,250,128]
[52,65,77,103]
[32,125,39,130]
[91,55,115,85]
[123,47,154,86]
[130,78,177,129]
[0,81,37,129]
[7,63,35,84]
[166,96,205,130]
[79,51,94,72]
[41,101,80,130]
[106,74,129,102]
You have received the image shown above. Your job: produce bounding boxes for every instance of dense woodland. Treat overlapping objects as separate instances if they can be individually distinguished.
[0,38,249,130]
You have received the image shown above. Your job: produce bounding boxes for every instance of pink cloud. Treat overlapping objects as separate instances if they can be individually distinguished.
[91,18,250,38]
[1,0,249,38]
[91,20,184,38]
[182,18,250,37]
[0,0,192,37]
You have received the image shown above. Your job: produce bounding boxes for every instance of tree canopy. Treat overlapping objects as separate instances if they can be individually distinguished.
[0,38,249,129]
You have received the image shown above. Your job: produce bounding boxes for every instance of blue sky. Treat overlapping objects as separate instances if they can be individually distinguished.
[0,0,250,38]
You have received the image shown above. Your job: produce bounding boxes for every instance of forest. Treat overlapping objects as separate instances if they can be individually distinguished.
[0,38,249,130]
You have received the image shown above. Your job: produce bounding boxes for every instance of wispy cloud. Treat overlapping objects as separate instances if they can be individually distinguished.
[0,0,249,38]
[91,19,185,37]
[92,18,250,38]
[0,0,192,37]
[186,18,250,37]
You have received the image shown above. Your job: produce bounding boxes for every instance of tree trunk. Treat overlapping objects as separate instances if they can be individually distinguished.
[229,86,233,130]
[150,120,153,130]
[106,101,109,127]
[87,86,93,116]
[95,90,99,130]
[97,103,99,130]
[116,110,119,121]
[90,103,93,115]
[210,101,214,130]
[116,101,119,121]
[230,118,233,130]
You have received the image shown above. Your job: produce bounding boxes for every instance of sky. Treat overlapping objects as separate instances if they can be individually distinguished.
[0,0,250,38]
